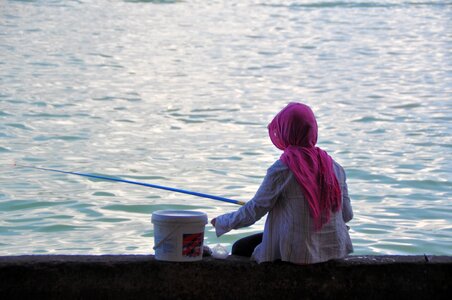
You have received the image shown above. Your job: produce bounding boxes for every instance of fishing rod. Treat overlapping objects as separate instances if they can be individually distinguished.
[14,163,245,206]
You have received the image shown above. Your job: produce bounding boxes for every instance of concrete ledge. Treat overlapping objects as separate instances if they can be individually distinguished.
[1,255,451,299]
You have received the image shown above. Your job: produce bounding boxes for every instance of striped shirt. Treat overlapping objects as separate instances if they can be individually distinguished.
[215,159,353,264]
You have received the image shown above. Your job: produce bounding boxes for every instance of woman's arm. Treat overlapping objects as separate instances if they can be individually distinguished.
[333,161,353,223]
[341,170,353,223]
[212,161,288,236]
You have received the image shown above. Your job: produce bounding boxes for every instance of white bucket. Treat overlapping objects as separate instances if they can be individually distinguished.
[151,210,208,262]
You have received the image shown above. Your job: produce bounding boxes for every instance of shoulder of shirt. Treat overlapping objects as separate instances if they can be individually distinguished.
[332,159,346,179]
[267,159,289,173]
[332,159,343,169]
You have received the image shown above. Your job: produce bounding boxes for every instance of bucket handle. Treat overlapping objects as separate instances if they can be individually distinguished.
[153,225,181,250]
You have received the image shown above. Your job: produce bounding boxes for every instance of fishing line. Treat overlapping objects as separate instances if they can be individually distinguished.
[14,163,245,206]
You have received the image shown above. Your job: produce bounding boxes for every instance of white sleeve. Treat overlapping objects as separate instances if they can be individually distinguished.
[336,163,353,223]
[333,160,353,223]
[341,177,353,223]
[214,161,289,237]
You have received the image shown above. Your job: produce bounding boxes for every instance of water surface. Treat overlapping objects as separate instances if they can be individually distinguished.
[0,0,451,255]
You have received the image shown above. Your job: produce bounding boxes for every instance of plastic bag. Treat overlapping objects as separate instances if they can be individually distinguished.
[211,244,229,259]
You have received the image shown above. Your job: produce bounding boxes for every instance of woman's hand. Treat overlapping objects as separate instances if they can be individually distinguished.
[211,218,216,228]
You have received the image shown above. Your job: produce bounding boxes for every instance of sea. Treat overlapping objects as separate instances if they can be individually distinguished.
[0,0,451,256]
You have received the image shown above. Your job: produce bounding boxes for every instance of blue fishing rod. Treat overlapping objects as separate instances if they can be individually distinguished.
[15,163,245,206]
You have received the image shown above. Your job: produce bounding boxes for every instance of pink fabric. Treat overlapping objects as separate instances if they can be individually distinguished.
[268,102,341,230]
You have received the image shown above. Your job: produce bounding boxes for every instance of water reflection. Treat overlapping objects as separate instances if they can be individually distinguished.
[0,0,450,255]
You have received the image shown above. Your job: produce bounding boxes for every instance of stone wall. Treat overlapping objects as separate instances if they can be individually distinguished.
[1,255,451,299]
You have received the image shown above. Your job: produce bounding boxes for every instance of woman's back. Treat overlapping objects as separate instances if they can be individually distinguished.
[251,159,353,264]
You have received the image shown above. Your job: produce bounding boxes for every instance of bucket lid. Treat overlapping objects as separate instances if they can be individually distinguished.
[151,210,208,224]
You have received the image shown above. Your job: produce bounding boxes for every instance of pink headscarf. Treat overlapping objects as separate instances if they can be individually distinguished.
[268,102,341,230]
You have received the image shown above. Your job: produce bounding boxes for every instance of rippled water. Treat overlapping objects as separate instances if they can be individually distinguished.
[1,0,451,255]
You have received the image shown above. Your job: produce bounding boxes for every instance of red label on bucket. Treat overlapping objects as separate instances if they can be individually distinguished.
[182,232,204,257]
